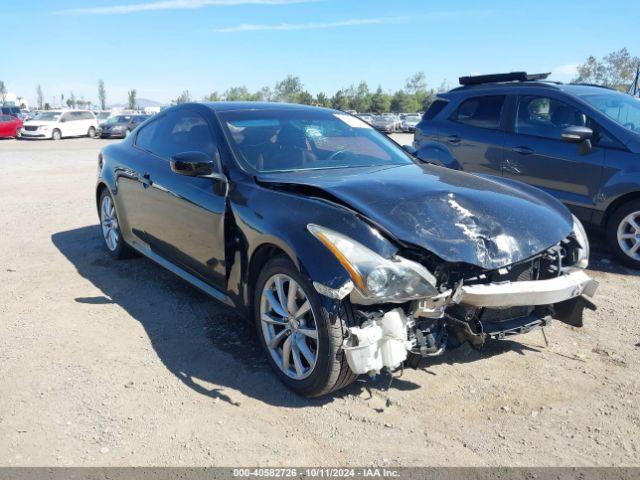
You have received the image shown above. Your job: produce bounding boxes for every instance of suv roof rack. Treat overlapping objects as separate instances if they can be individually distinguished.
[458,71,551,86]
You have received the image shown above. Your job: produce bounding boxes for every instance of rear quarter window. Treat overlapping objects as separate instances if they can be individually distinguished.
[450,95,505,130]
[423,99,448,120]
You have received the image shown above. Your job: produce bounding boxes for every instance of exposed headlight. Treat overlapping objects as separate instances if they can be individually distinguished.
[572,215,590,268]
[307,224,438,302]
[39,125,49,130]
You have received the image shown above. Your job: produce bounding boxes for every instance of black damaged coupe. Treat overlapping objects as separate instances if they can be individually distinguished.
[96,102,598,397]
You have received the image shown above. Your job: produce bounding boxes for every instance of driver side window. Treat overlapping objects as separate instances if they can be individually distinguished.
[516,95,621,148]
[135,110,221,168]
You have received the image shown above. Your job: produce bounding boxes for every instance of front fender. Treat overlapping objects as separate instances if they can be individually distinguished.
[232,183,399,307]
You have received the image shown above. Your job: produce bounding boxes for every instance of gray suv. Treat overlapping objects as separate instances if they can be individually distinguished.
[413,72,640,269]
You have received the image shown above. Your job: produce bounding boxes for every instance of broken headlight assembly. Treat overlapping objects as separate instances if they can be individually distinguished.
[307,224,439,303]
[572,215,590,269]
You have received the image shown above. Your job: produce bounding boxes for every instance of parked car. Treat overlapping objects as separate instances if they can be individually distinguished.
[371,114,396,133]
[98,114,149,139]
[96,102,597,396]
[1,106,21,117]
[413,72,640,268]
[21,110,98,140]
[357,113,374,124]
[402,113,422,132]
[0,114,22,138]
[95,111,113,124]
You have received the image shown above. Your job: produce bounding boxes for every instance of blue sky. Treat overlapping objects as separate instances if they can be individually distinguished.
[1,0,637,105]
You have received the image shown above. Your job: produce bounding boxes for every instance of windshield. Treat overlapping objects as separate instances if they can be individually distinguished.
[406,115,421,122]
[218,109,413,173]
[97,112,111,120]
[36,112,62,121]
[580,92,640,134]
[106,115,131,124]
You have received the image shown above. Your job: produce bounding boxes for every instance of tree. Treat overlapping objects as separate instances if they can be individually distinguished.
[405,72,427,95]
[204,91,221,102]
[98,80,107,110]
[297,91,313,105]
[315,92,330,107]
[0,80,6,104]
[44,103,51,110]
[370,86,391,113]
[256,86,273,102]
[35,85,44,110]
[390,90,419,113]
[330,89,350,111]
[574,48,640,89]
[350,81,372,112]
[274,75,304,103]
[223,86,252,101]
[173,90,191,104]
[66,92,76,109]
[127,89,137,110]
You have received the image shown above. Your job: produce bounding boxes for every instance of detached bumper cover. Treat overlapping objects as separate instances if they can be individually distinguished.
[459,268,598,308]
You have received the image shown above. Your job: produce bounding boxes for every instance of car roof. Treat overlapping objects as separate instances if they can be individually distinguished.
[201,101,337,113]
[444,81,614,98]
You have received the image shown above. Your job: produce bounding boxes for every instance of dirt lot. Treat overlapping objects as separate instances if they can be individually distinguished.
[1,136,639,467]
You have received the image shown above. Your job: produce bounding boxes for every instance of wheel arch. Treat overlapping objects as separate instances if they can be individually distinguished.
[246,243,294,314]
[602,191,640,228]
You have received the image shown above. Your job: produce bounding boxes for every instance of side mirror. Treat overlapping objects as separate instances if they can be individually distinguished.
[170,151,216,177]
[402,144,417,155]
[561,126,592,143]
[562,126,593,155]
[60,118,66,123]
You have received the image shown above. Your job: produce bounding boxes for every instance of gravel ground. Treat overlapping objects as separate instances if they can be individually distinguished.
[1,136,639,467]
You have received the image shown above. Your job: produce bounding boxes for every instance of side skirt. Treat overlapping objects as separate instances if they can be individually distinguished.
[129,239,234,307]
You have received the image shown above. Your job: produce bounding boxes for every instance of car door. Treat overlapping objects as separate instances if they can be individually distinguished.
[440,94,507,175]
[132,108,228,289]
[501,94,605,222]
[59,112,74,137]
[0,115,9,136]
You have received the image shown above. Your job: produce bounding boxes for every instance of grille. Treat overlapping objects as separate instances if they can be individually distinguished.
[24,126,38,131]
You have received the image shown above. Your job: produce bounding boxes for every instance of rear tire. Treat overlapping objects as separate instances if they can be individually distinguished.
[607,200,640,269]
[88,126,96,138]
[254,256,357,397]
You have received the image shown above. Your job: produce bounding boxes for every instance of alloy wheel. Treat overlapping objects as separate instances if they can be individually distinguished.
[617,211,640,261]
[259,274,319,380]
[100,195,120,252]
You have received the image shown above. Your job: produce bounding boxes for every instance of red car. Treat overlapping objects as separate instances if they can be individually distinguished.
[0,114,23,138]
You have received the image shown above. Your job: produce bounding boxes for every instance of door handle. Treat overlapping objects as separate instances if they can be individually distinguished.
[446,135,461,144]
[511,146,534,155]
[140,172,152,188]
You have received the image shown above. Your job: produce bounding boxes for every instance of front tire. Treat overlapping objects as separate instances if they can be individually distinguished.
[254,256,357,397]
[99,189,133,259]
[607,200,640,269]
[88,126,96,138]
[52,129,61,141]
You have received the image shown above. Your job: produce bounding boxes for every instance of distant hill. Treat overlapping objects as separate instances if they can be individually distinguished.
[108,98,165,109]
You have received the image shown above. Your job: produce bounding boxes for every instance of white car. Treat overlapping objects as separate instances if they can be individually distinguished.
[21,110,98,140]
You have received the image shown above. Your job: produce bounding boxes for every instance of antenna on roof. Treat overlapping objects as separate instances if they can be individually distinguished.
[459,72,551,86]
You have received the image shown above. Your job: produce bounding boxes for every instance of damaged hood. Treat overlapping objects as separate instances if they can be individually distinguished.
[257,163,573,270]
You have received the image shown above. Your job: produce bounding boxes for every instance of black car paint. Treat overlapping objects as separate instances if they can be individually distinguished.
[97,102,575,320]
[414,84,640,229]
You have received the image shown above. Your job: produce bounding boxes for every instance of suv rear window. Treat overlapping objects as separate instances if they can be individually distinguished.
[423,99,448,120]
[450,95,505,130]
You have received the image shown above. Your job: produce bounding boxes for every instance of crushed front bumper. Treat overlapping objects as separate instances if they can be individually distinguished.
[458,268,598,308]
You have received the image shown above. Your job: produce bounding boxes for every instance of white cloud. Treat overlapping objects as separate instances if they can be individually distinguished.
[57,0,315,15]
[215,17,407,33]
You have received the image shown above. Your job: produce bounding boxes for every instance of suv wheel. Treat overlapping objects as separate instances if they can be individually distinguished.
[52,129,61,141]
[254,256,357,397]
[607,200,640,269]
[88,126,96,138]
